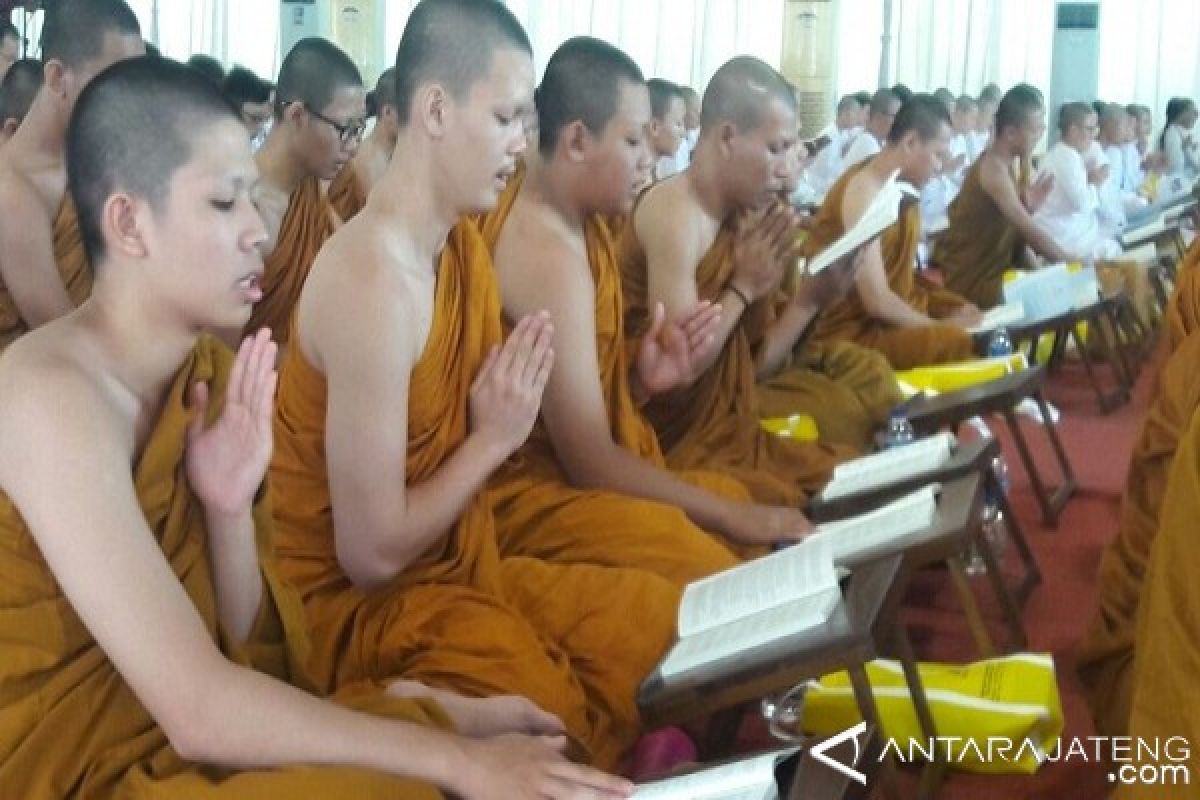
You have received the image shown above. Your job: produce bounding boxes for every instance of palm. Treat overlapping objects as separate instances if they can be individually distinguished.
[636,302,721,395]
[185,331,278,517]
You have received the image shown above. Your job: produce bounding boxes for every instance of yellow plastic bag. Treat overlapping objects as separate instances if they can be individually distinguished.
[801,653,1063,775]
[760,413,819,442]
[894,353,1027,394]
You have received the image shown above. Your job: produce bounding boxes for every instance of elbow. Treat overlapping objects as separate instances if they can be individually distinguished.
[156,660,240,764]
[559,446,620,491]
[336,529,410,590]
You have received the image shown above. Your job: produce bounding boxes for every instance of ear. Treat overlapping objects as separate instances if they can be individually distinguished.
[42,58,68,100]
[648,117,662,137]
[102,192,150,260]
[415,84,448,137]
[559,119,589,163]
[281,100,306,128]
[718,121,737,155]
[1,118,17,138]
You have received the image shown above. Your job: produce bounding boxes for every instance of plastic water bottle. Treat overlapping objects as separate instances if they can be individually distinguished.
[883,411,915,449]
[988,327,1014,358]
[984,456,1011,563]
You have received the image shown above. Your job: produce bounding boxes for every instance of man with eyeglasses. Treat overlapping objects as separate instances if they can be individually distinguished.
[932,84,1071,308]
[246,37,365,349]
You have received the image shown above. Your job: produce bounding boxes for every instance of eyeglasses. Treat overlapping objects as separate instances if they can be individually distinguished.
[298,102,366,144]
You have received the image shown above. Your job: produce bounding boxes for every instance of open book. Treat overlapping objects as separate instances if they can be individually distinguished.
[801,169,919,275]
[656,537,840,680]
[966,302,1026,335]
[1119,212,1167,247]
[634,748,801,800]
[807,484,940,563]
[821,433,956,500]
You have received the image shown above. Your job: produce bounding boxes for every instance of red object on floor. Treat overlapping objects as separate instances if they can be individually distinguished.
[629,726,699,783]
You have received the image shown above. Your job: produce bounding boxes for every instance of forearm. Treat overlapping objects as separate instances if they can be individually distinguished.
[684,285,747,376]
[183,660,464,791]
[755,300,817,379]
[564,444,738,534]
[204,508,265,643]
[863,290,936,328]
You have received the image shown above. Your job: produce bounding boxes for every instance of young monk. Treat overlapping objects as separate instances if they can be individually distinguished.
[269,0,679,773]
[485,37,816,588]
[1078,310,1200,738]
[246,37,365,347]
[932,84,1070,308]
[803,94,981,369]
[0,0,143,352]
[0,54,629,800]
[328,67,398,222]
[0,57,40,146]
[619,56,867,504]
[222,64,274,146]
[646,78,686,182]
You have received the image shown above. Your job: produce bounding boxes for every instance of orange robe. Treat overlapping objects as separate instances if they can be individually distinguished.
[0,336,450,799]
[933,156,1030,309]
[0,196,92,352]
[485,212,746,586]
[1120,402,1200,799]
[1077,330,1200,738]
[245,177,337,347]
[803,162,976,369]
[270,222,680,770]
[1165,239,1200,353]
[328,163,367,223]
[619,216,853,506]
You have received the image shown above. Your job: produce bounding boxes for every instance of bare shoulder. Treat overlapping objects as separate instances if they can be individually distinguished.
[295,213,432,374]
[635,177,706,258]
[0,331,127,487]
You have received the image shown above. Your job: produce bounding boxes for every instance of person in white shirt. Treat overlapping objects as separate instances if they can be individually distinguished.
[1096,103,1149,231]
[672,84,701,173]
[805,93,864,196]
[842,88,901,171]
[1122,103,1151,193]
[1158,96,1199,183]
[646,78,686,182]
[968,83,1001,160]
[1034,102,1122,261]
[920,94,975,230]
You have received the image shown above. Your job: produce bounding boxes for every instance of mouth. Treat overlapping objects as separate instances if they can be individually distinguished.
[237,272,264,303]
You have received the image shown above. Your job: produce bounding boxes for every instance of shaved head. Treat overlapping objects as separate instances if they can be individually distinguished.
[889,94,950,144]
[1058,101,1094,136]
[537,36,643,157]
[995,84,1043,134]
[955,95,977,114]
[41,0,141,68]
[701,56,796,132]
[836,94,859,114]
[0,58,42,125]
[67,56,242,266]
[393,0,532,127]
[646,77,682,120]
[367,67,398,118]
[276,38,362,117]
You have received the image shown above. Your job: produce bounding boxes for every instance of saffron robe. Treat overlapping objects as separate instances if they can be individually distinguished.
[0,196,92,353]
[803,162,976,369]
[1165,239,1200,353]
[0,336,451,799]
[245,177,337,347]
[486,212,746,586]
[328,163,368,223]
[270,222,680,770]
[619,215,853,506]
[933,156,1029,309]
[1077,330,1200,738]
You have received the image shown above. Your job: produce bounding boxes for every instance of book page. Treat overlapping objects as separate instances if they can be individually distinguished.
[659,586,842,678]
[633,749,798,800]
[823,433,955,500]
[676,537,836,638]
[1120,213,1166,246]
[803,170,918,275]
[808,484,939,563]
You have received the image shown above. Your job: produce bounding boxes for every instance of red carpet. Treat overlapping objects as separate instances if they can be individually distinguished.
[898,347,1162,799]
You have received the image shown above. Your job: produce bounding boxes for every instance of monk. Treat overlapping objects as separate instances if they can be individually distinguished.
[0,57,40,146]
[485,37,816,590]
[619,56,864,505]
[222,64,274,147]
[1119,409,1200,797]
[1077,324,1200,738]
[803,94,980,369]
[0,0,143,353]
[647,78,687,182]
[1165,239,1200,353]
[270,0,679,772]
[246,37,365,347]
[328,67,398,222]
[0,54,627,800]
[932,84,1070,308]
